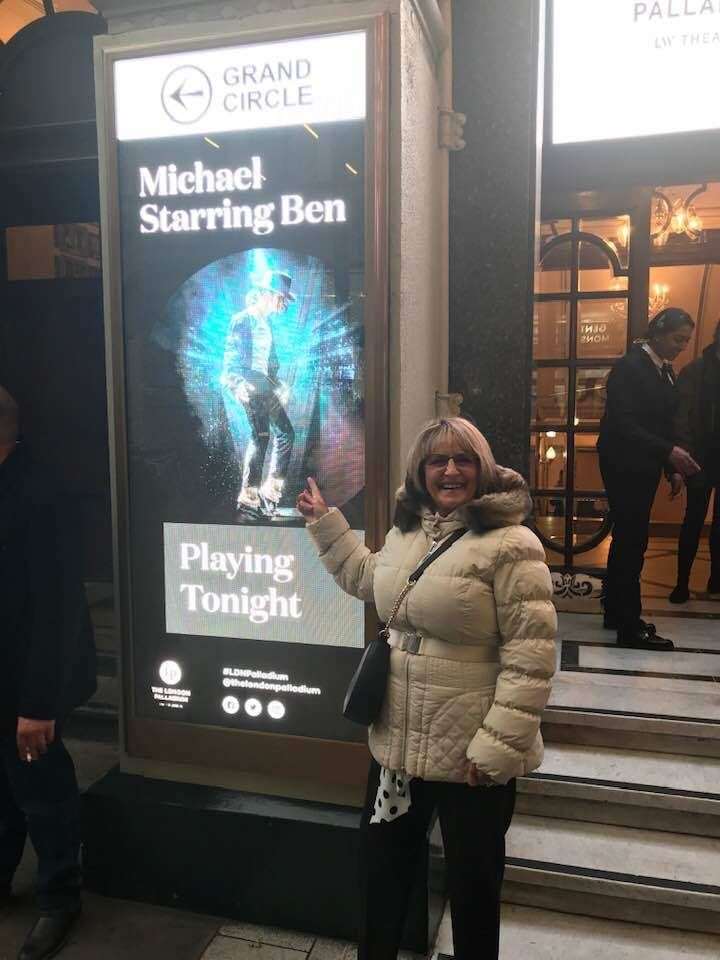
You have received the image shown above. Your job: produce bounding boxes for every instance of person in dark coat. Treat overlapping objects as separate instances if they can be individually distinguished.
[597,309,699,650]
[670,320,720,603]
[0,386,96,960]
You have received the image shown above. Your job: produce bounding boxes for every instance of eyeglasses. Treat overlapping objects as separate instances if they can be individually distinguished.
[425,453,476,470]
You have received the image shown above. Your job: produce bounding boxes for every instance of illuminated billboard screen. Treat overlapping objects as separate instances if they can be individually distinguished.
[553,0,720,144]
[106,30,377,745]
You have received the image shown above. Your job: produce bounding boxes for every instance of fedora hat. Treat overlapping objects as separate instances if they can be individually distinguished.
[258,270,295,302]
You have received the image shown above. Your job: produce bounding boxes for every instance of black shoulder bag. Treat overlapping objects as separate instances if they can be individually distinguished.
[342,527,467,726]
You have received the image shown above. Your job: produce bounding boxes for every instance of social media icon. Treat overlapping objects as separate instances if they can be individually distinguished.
[159,660,182,686]
[244,698,263,718]
[222,696,240,715]
[267,700,286,720]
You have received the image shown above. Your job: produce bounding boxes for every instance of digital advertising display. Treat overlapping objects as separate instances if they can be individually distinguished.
[553,0,720,144]
[96,21,389,777]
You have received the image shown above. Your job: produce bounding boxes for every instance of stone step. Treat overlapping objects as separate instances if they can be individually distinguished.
[503,814,720,935]
[542,703,720,757]
[434,903,720,959]
[517,743,720,836]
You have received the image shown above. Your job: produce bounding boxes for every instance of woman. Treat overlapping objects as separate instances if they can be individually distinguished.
[597,308,699,650]
[670,319,720,603]
[297,417,556,960]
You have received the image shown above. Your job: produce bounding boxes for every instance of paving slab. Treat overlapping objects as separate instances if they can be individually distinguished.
[0,894,218,960]
[218,922,314,951]
[307,939,420,960]
[202,935,307,959]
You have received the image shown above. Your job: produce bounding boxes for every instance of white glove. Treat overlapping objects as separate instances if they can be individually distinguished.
[233,379,255,404]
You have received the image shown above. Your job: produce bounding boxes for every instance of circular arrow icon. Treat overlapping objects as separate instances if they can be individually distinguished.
[161,65,212,125]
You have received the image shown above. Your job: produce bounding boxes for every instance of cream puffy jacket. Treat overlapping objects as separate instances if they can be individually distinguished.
[307,470,557,784]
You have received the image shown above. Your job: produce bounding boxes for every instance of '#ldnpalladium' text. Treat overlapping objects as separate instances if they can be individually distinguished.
[136,156,347,235]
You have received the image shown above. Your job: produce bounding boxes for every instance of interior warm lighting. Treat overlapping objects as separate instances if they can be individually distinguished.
[545,431,557,439]
[545,446,557,461]
[618,223,630,248]
[574,416,580,426]
[649,282,670,317]
[652,186,706,247]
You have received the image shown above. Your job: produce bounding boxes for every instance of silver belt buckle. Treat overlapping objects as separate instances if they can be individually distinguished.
[404,632,421,654]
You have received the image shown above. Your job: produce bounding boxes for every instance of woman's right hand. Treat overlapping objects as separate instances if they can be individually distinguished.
[296,477,329,523]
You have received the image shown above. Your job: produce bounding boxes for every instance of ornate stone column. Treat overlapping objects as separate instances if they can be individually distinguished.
[449,0,545,475]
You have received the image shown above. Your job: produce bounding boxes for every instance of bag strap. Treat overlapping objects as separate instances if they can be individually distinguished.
[383,527,467,635]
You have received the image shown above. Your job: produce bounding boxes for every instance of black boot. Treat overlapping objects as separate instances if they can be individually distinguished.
[669,584,690,604]
[707,576,720,598]
[17,907,80,960]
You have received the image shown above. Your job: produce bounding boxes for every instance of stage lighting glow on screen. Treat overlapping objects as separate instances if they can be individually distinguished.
[553,0,720,145]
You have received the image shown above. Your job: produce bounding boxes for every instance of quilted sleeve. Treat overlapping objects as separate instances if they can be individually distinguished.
[306,507,381,603]
[466,526,557,784]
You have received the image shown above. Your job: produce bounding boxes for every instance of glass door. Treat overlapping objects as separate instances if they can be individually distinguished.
[532,215,631,570]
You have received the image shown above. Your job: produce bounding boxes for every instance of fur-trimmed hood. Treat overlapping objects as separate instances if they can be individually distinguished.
[394,465,532,534]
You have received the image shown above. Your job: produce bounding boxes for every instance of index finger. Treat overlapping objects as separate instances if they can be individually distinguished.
[307,477,321,497]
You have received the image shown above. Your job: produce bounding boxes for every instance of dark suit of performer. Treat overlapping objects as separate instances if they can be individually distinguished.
[671,321,720,603]
[221,271,295,520]
[597,308,698,651]
[0,387,96,960]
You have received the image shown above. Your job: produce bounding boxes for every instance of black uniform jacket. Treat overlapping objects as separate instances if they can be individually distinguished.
[0,444,96,735]
[674,343,720,469]
[597,343,676,475]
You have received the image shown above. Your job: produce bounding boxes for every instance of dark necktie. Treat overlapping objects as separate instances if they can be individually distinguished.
[661,362,675,386]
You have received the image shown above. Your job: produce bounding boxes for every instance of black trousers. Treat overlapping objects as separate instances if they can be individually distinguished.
[0,733,82,912]
[676,471,720,589]
[241,379,294,490]
[358,761,516,960]
[600,459,661,630]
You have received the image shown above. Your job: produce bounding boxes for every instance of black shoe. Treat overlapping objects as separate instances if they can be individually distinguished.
[617,626,674,651]
[669,585,690,604]
[605,614,656,634]
[18,907,80,960]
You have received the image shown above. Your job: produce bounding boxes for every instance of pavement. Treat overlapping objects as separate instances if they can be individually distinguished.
[0,730,420,960]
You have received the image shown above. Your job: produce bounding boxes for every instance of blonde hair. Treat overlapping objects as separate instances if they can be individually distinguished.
[395,417,500,530]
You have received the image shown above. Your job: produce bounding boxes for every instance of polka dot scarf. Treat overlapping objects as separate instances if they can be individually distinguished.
[370,767,411,824]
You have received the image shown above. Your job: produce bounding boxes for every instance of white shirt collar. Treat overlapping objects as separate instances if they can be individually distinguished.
[642,342,665,373]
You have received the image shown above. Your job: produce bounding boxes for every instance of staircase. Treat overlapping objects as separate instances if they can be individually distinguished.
[436,611,720,957]
[500,613,720,950]
[509,742,720,935]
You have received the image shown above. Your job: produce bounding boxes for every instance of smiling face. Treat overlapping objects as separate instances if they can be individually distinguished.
[423,441,479,516]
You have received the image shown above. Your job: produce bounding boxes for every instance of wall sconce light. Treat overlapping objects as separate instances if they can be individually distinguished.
[652,185,707,247]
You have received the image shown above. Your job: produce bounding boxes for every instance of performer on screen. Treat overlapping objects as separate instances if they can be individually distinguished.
[221,270,296,521]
